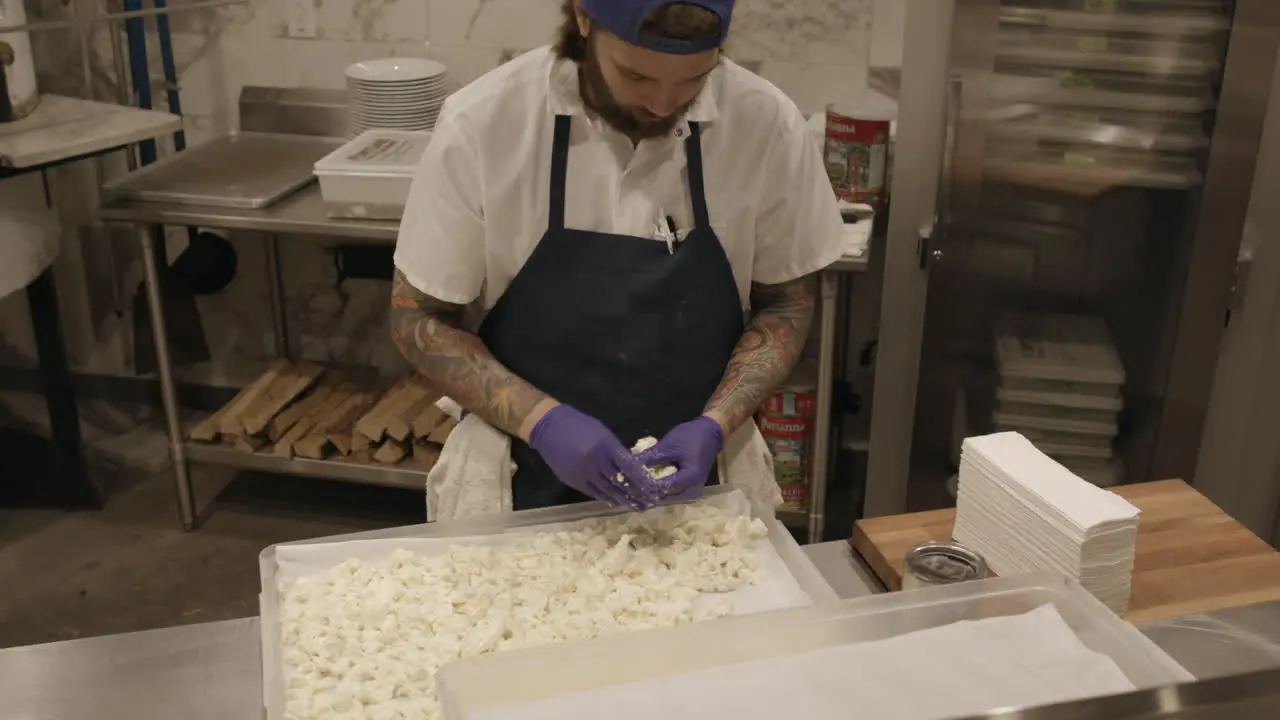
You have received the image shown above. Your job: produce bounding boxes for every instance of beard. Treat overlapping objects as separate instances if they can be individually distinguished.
[579,38,695,140]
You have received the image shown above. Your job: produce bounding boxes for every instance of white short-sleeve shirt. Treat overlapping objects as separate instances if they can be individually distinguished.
[393,46,844,310]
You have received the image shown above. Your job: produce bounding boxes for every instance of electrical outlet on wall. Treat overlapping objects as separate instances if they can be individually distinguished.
[286,0,316,39]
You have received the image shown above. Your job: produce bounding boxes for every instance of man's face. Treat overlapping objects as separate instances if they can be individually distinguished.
[580,29,720,139]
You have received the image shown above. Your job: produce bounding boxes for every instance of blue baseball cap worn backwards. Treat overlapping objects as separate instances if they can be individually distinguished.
[580,0,735,55]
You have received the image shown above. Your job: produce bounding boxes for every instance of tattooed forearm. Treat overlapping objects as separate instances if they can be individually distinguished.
[389,270,554,440]
[703,273,817,437]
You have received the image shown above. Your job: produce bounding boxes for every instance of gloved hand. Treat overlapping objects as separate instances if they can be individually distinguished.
[528,404,661,509]
[635,416,724,503]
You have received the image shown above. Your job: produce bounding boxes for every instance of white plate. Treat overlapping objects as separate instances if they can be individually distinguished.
[352,123,436,133]
[354,100,445,109]
[353,105,442,115]
[349,72,446,83]
[355,104,445,114]
[353,92,448,103]
[353,96,447,107]
[349,81,447,93]
[353,116,439,125]
[353,87,448,96]
[354,109,440,117]
[352,111,437,119]
[347,75,446,87]
[346,58,446,82]
[355,105,442,115]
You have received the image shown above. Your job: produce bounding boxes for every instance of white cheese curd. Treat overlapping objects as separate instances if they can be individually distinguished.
[626,435,677,483]
[279,503,770,720]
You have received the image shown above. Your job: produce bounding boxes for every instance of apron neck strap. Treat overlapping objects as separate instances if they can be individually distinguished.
[549,114,572,230]
[548,116,712,231]
[685,122,711,229]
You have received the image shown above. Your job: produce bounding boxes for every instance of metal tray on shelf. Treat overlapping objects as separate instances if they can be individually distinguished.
[1001,0,1225,12]
[986,107,1208,151]
[1000,0,1229,37]
[997,25,1224,76]
[102,131,343,209]
[983,138,1203,193]
[991,65,1217,113]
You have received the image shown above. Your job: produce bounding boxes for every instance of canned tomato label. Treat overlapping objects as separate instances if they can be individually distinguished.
[824,106,891,209]
[756,391,816,510]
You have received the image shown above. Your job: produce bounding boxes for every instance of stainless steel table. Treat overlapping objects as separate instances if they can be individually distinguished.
[4,542,1278,719]
[100,183,398,243]
[99,183,872,538]
[101,185,405,531]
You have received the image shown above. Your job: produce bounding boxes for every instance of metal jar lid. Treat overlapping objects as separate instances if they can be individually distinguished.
[903,541,988,585]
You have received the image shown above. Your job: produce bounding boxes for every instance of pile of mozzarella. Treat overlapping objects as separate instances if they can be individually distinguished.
[279,503,770,719]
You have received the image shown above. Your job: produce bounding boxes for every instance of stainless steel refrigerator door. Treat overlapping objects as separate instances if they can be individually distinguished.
[1194,41,1280,546]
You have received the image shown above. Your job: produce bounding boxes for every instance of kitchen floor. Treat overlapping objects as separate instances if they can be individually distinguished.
[0,456,425,649]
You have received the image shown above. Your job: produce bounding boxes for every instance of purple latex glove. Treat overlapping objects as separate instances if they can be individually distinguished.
[528,404,661,509]
[635,416,724,503]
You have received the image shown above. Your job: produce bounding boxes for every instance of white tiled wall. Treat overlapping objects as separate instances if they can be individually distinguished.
[161,0,875,145]
[1,0,877,386]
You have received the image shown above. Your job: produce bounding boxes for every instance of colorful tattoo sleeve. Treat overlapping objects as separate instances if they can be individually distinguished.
[703,273,818,436]
[389,270,550,439]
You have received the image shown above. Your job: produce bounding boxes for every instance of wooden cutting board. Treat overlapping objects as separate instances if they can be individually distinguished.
[851,479,1280,623]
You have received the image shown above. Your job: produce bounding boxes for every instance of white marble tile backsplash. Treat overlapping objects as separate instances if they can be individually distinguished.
[0,0,877,386]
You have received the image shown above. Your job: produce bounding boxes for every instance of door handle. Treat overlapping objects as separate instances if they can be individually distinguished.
[1227,250,1253,327]
[922,74,963,271]
[917,218,945,268]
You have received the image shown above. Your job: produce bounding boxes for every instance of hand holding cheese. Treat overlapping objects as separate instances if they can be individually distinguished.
[529,404,661,509]
[638,416,725,502]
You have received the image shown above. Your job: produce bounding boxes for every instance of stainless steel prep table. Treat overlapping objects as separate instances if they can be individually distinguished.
[99,182,871,538]
[3,542,1277,720]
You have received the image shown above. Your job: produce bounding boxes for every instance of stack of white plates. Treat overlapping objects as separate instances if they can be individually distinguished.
[953,431,1141,615]
[346,58,448,136]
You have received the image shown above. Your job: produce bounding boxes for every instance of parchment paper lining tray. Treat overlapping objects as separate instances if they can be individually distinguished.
[257,487,836,720]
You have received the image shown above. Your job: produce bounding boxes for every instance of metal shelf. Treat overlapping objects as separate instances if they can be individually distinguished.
[1000,7,1229,38]
[185,442,428,491]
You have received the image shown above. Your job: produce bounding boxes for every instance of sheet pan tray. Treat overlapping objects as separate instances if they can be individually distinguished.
[103,131,343,209]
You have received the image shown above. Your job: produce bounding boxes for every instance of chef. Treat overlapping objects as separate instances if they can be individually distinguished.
[391,0,844,513]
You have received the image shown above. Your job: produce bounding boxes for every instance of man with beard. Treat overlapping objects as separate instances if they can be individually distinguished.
[391,0,844,512]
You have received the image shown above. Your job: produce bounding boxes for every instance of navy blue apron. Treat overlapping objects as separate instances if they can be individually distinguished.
[477,115,744,511]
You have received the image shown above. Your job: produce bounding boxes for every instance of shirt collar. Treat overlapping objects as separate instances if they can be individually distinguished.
[547,55,721,137]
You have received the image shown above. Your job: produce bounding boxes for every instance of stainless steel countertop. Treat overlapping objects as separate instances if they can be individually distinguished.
[98,183,871,273]
[3,542,1276,719]
[100,183,399,242]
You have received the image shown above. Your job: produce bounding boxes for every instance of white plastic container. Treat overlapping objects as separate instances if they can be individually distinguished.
[257,487,836,720]
[313,129,433,219]
[437,574,1191,719]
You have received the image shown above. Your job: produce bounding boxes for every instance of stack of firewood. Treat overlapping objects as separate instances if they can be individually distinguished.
[188,360,458,469]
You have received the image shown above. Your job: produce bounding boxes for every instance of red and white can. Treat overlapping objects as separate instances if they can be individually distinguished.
[756,390,816,510]
[824,103,893,209]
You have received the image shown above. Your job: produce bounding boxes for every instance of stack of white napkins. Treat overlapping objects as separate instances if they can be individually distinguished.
[954,432,1141,615]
